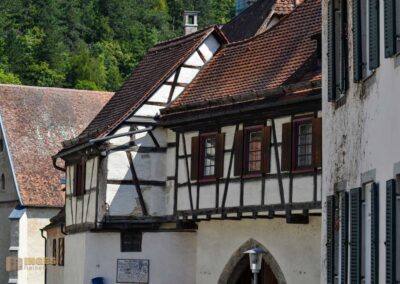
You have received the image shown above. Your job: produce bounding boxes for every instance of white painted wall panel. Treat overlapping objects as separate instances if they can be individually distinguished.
[134,104,163,117]
[148,84,171,103]
[199,35,220,61]
[264,180,282,205]
[177,67,199,84]
[170,86,185,102]
[223,183,240,207]
[85,157,98,190]
[109,125,131,146]
[106,184,139,216]
[198,185,216,209]
[292,176,314,203]
[185,51,204,66]
[243,180,263,206]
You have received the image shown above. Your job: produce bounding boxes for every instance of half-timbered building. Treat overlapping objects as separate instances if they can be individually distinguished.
[0,85,112,284]
[322,0,400,281]
[54,0,322,283]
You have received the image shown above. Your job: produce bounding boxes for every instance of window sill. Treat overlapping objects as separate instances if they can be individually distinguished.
[361,69,376,84]
[197,177,217,184]
[333,94,347,110]
[291,168,315,174]
[242,173,262,179]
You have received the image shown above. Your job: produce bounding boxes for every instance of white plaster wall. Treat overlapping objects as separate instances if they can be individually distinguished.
[45,227,65,284]
[65,231,197,284]
[321,0,400,280]
[17,208,59,284]
[0,202,16,283]
[196,217,322,284]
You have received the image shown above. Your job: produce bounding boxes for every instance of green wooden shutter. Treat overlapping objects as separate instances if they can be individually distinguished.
[327,195,336,284]
[353,0,363,81]
[341,0,349,92]
[384,0,396,57]
[369,0,380,69]
[371,183,379,284]
[350,187,361,283]
[340,191,349,284]
[386,179,396,283]
[328,0,336,101]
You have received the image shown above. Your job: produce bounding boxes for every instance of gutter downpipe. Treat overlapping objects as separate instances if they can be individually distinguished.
[40,229,47,284]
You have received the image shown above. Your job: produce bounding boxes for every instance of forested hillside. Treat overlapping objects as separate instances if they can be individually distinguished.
[0,0,234,90]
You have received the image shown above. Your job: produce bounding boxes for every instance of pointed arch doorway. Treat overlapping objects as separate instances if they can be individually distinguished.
[233,256,278,284]
[218,239,286,284]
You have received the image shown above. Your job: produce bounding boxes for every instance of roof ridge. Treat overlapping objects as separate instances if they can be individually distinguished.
[0,84,114,94]
[150,26,215,51]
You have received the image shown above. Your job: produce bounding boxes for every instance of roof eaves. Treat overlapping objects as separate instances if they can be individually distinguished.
[0,114,23,205]
[95,26,221,140]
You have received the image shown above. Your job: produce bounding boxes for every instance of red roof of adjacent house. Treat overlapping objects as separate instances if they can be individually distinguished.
[167,0,320,111]
[0,85,112,207]
[74,26,223,144]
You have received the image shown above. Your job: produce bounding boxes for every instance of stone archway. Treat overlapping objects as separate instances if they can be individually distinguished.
[218,238,287,284]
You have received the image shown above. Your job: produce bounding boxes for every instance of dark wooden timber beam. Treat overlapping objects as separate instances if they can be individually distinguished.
[126,151,148,216]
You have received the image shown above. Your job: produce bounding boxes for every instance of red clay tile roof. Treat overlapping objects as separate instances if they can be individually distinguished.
[0,85,112,207]
[75,26,223,144]
[168,0,320,110]
[221,0,275,42]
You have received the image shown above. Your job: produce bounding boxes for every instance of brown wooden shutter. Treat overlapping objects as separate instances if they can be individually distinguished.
[312,118,322,168]
[190,136,199,180]
[215,133,225,178]
[261,126,272,173]
[81,162,86,195]
[281,122,292,171]
[58,238,65,266]
[72,165,77,196]
[234,130,244,176]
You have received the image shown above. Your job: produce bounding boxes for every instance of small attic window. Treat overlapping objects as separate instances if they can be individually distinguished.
[188,15,195,25]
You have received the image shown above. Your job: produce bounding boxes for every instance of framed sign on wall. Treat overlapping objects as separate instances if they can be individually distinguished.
[116,259,149,283]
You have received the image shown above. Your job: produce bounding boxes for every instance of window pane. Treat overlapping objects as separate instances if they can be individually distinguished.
[396,0,400,52]
[297,123,313,167]
[203,137,216,177]
[247,129,262,172]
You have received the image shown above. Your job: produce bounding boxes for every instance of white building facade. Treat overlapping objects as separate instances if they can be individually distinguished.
[322,0,400,281]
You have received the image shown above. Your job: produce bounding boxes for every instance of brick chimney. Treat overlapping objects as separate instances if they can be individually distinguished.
[184,11,199,35]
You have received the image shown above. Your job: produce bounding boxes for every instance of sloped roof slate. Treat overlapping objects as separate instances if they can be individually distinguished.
[75,26,221,144]
[168,0,321,110]
[0,85,112,207]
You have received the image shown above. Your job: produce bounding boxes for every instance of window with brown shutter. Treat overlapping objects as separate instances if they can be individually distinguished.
[235,126,272,176]
[191,133,225,181]
[281,116,322,172]
[58,238,64,266]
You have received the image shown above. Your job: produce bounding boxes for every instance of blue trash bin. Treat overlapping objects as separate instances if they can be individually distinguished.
[91,277,104,284]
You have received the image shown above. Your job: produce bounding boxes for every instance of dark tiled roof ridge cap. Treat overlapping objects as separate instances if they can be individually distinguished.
[150,26,216,51]
[223,0,305,48]
[0,83,114,94]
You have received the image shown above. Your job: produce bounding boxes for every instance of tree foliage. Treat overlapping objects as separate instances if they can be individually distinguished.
[0,0,234,90]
